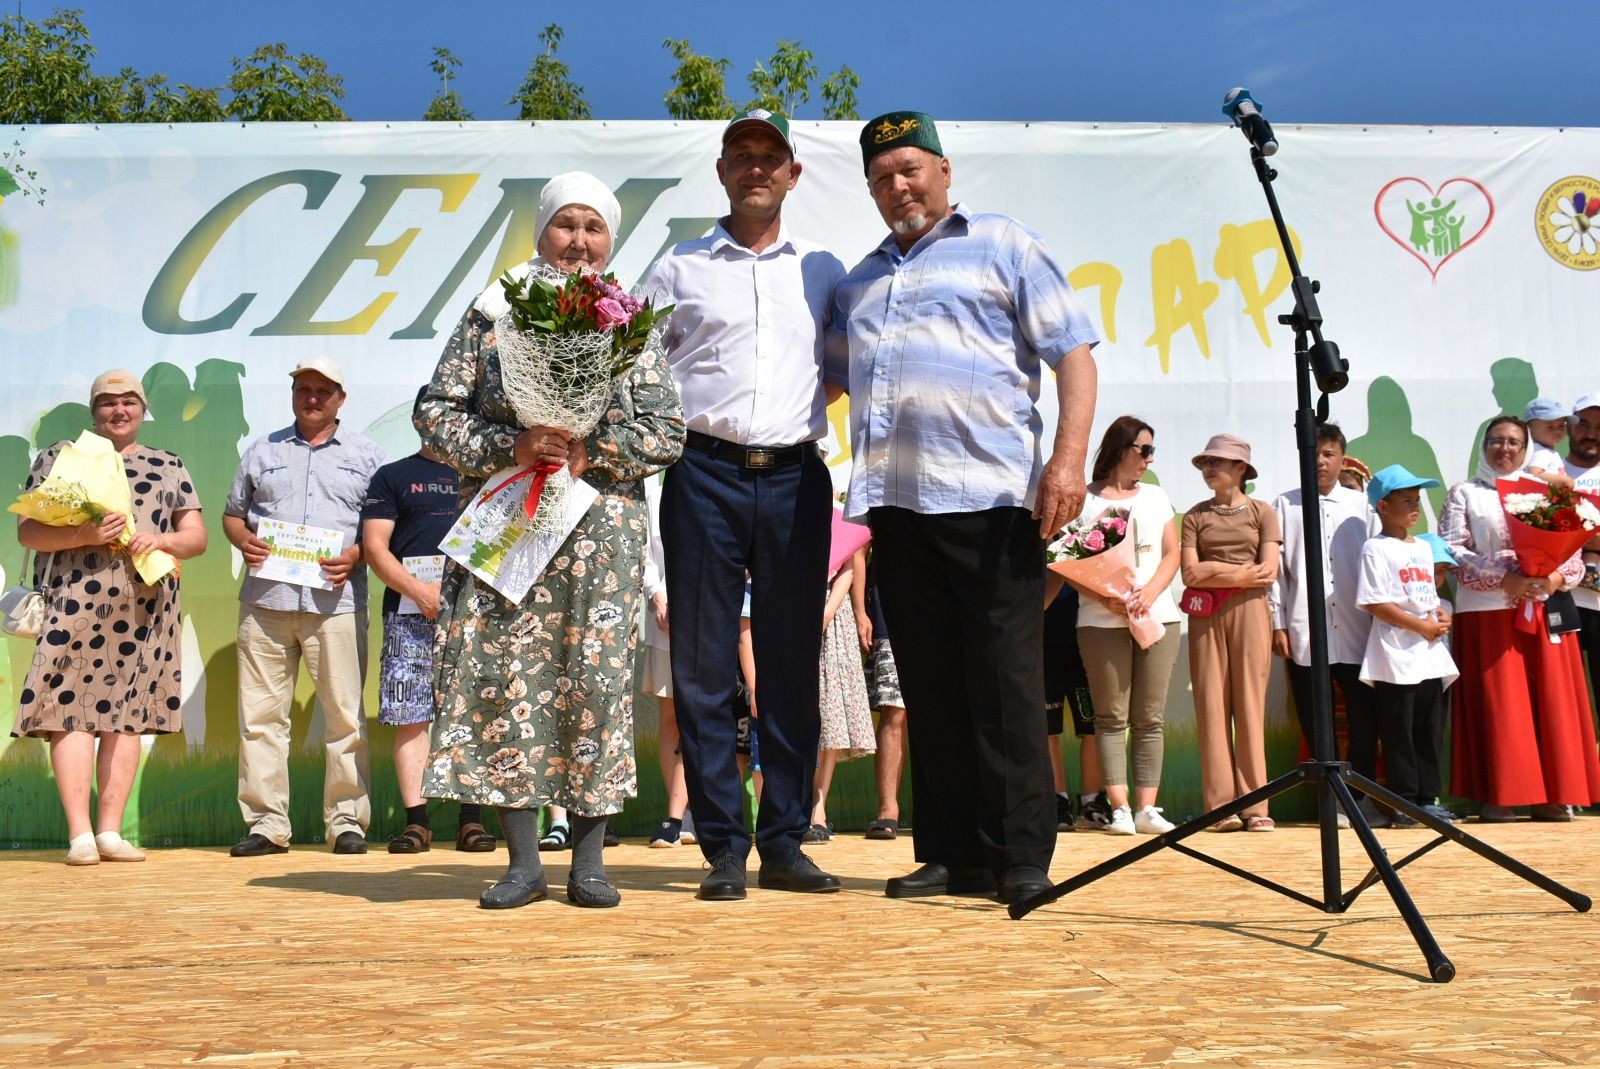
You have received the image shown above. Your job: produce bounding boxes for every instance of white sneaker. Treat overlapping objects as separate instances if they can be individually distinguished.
[66,833,99,866]
[1336,811,1351,829]
[95,832,146,862]
[1133,805,1175,834]
[1106,804,1137,835]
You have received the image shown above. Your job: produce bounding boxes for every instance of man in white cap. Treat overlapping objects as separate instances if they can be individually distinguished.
[1564,391,1600,714]
[222,356,388,856]
[641,109,847,901]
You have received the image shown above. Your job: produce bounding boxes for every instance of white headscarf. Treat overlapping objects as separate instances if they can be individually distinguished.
[1473,420,1528,485]
[474,171,622,320]
[535,171,622,248]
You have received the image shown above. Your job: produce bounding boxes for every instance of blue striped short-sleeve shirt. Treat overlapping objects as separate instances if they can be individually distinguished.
[827,204,1100,521]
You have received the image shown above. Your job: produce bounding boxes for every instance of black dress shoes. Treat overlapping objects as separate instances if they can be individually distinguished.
[332,831,368,854]
[999,865,1052,905]
[479,875,549,909]
[229,833,288,857]
[758,850,842,893]
[697,851,748,901]
[884,862,997,899]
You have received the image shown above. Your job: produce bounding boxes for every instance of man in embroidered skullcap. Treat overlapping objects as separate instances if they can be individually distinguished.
[828,111,1101,905]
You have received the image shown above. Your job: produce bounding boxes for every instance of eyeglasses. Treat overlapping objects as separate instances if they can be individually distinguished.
[1130,444,1156,459]
[1484,437,1524,449]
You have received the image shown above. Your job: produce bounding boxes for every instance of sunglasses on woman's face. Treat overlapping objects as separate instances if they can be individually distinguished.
[1130,443,1155,459]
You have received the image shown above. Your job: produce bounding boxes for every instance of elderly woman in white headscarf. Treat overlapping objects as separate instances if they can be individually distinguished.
[417,172,685,909]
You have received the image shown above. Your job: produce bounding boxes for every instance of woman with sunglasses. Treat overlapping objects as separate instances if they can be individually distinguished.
[1072,416,1184,835]
[1440,416,1600,822]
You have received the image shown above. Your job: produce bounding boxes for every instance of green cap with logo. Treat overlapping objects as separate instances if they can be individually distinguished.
[722,107,795,157]
[859,111,943,174]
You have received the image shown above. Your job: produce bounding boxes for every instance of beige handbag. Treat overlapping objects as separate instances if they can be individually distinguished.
[0,550,55,640]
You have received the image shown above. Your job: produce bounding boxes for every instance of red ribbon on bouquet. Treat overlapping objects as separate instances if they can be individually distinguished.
[478,460,565,520]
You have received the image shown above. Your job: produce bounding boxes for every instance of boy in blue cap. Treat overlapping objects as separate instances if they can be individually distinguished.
[1355,466,1460,828]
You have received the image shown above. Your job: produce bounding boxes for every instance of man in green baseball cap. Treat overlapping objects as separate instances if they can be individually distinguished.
[722,107,797,158]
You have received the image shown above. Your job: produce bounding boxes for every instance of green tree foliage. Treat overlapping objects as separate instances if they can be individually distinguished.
[661,38,734,121]
[225,43,348,122]
[820,65,860,121]
[0,8,135,123]
[423,46,472,122]
[745,40,817,118]
[509,23,590,121]
[119,73,227,123]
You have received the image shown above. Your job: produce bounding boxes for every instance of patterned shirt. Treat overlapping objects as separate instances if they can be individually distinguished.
[827,203,1099,520]
[225,422,389,614]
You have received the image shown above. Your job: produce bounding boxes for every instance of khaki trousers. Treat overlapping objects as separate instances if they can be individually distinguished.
[236,605,370,845]
[1187,590,1273,818]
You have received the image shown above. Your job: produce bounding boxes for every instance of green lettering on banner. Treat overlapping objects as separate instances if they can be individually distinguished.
[142,170,340,335]
[393,177,686,340]
[253,174,479,336]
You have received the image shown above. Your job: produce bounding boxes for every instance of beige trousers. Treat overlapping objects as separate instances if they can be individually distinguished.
[236,605,370,845]
[1187,590,1273,819]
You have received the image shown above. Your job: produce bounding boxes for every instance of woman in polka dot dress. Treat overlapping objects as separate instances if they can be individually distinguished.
[12,370,208,865]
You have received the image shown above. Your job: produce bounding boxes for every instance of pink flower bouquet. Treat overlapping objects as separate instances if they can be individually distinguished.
[1047,509,1165,649]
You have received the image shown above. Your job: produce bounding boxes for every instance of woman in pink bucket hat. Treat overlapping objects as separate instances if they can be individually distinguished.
[1179,434,1283,831]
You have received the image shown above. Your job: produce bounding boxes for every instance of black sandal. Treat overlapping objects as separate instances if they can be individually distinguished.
[455,822,497,852]
[865,819,899,840]
[387,824,432,854]
[539,822,571,850]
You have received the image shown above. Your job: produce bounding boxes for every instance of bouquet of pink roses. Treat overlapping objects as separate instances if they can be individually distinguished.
[1047,508,1165,649]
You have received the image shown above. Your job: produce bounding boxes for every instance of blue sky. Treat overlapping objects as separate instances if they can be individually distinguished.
[36,0,1587,128]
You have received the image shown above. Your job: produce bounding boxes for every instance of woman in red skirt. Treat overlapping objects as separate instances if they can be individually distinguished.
[1439,416,1600,821]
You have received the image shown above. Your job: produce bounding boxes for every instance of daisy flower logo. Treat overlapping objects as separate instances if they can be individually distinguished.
[1535,176,1600,271]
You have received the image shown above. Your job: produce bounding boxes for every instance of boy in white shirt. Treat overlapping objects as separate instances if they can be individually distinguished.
[1355,466,1460,829]
[1522,398,1574,490]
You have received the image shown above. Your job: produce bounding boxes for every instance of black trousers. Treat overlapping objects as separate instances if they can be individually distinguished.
[1576,607,1600,726]
[870,505,1054,875]
[661,443,831,864]
[1286,660,1378,777]
[1371,679,1446,804]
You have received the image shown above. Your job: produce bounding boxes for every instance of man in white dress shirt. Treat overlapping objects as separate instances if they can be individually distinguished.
[1268,423,1380,794]
[641,109,846,901]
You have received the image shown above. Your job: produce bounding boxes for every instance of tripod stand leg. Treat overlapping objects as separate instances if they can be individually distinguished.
[1329,774,1456,982]
[1344,773,1592,912]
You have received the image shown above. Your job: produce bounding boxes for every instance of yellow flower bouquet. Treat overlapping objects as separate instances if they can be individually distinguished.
[8,431,178,584]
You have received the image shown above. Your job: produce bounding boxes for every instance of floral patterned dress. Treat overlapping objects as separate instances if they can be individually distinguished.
[417,300,684,816]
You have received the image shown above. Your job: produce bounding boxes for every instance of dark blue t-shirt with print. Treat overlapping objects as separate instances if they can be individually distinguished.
[359,453,459,615]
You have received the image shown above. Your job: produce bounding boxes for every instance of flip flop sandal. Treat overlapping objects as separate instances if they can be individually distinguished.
[387,823,432,854]
[455,822,497,852]
[865,819,900,840]
[539,822,571,850]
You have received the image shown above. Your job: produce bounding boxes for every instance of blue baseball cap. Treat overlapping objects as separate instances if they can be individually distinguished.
[1417,533,1456,567]
[1523,397,1571,422]
[1573,391,1600,416]
[1367,463,1442,508]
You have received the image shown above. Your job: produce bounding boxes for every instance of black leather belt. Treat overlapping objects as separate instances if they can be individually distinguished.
[685,430,814,470]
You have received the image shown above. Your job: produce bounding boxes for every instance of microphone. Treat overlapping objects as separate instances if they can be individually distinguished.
[1222,87,1279,157]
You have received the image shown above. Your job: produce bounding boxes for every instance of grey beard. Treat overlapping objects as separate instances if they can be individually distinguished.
[892,215,927,236]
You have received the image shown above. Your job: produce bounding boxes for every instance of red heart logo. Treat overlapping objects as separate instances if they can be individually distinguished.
[1373,177,1495,280]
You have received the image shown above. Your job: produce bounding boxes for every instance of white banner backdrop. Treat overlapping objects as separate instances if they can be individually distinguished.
[4,119,1597,507]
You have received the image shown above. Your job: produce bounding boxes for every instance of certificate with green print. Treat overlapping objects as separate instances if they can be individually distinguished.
[252,519,345,591]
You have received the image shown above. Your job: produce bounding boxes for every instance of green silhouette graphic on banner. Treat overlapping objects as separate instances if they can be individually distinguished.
[1346,377,1446,533]
[1466,358,1539,481]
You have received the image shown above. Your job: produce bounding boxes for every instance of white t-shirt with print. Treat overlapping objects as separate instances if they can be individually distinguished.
[1565,458,1600,612]
[1074,483,1183,629]
[1355,534,1459,688]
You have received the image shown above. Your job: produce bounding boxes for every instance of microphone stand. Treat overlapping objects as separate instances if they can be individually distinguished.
[1010,143,1590,983]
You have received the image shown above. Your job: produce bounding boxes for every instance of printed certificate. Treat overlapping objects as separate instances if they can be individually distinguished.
[397,554,446,615]
[252,519,345,591]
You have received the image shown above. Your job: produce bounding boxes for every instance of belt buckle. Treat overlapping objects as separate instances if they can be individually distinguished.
[744,448,775,470]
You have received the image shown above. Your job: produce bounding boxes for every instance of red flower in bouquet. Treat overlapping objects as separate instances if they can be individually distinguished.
[1497,477,1600,633]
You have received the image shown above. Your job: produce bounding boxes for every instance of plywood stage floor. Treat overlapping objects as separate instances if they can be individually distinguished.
[3,821,1599,1068]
